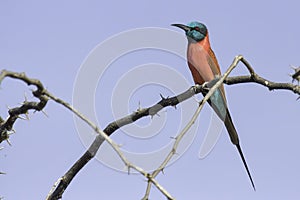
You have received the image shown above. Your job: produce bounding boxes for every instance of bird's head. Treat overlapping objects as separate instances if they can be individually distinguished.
[172,21,207,42]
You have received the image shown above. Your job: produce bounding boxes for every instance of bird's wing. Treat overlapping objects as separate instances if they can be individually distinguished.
[206,48,227,101]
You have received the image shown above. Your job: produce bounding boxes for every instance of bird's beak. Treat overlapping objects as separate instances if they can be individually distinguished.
[171,24,191,32]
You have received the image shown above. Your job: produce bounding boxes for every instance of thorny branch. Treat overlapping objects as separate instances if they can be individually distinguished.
[0,56,300,200]
[0,70,48,144]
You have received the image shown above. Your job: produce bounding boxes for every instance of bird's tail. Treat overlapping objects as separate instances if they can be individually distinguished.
[224,110,256,190]
[205,88,255,190]
[224,109,239,145]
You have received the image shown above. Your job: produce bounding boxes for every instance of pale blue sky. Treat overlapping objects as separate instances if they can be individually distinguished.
[1,1,300,199]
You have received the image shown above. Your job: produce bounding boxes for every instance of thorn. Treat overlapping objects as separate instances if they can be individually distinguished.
[150,112,160,119]
[136,101,145,112]
[160,93,169,100]
[24,91,28,102]
[291,65,300,72]
[290,65,300,84]
[25,111,30,120]
[150,114,154,119]
[290,65,297,70]
[5,105,10,110]
[6,138,12,146]
[138,101,141,111]
[8,130,15,136]
[127,165,131,175]
[161,168,165,175]
[17,115,28,120]
[172,149,179,156]
[41,110,49,118]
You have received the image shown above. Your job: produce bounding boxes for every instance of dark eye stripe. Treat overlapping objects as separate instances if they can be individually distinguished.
[191,27,200,31]
[191,26,207,36]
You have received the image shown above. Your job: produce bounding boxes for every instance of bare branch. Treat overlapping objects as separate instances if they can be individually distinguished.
[224,58,300,95]
[225,75,300,94]
[0,70,48,144]
[44,86,203,199]
[1,55,300,199]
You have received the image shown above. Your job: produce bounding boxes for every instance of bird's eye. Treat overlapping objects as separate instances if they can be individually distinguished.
[193,27,201,32]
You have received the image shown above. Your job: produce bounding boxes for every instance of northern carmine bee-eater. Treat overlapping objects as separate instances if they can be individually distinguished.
[172,21,255,190]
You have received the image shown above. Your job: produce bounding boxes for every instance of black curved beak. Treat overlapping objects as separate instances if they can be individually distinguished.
[171,24,191,32]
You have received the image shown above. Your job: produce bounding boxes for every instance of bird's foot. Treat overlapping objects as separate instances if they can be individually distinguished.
[202,82,210,92]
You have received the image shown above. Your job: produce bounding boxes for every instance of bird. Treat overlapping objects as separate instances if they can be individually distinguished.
[172,21,255,190]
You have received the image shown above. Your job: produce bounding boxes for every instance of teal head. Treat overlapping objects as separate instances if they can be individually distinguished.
[172,21,208,42]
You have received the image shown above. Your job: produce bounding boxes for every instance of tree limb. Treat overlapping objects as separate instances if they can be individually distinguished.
[1,55,299,199]
[0,70,48,144]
